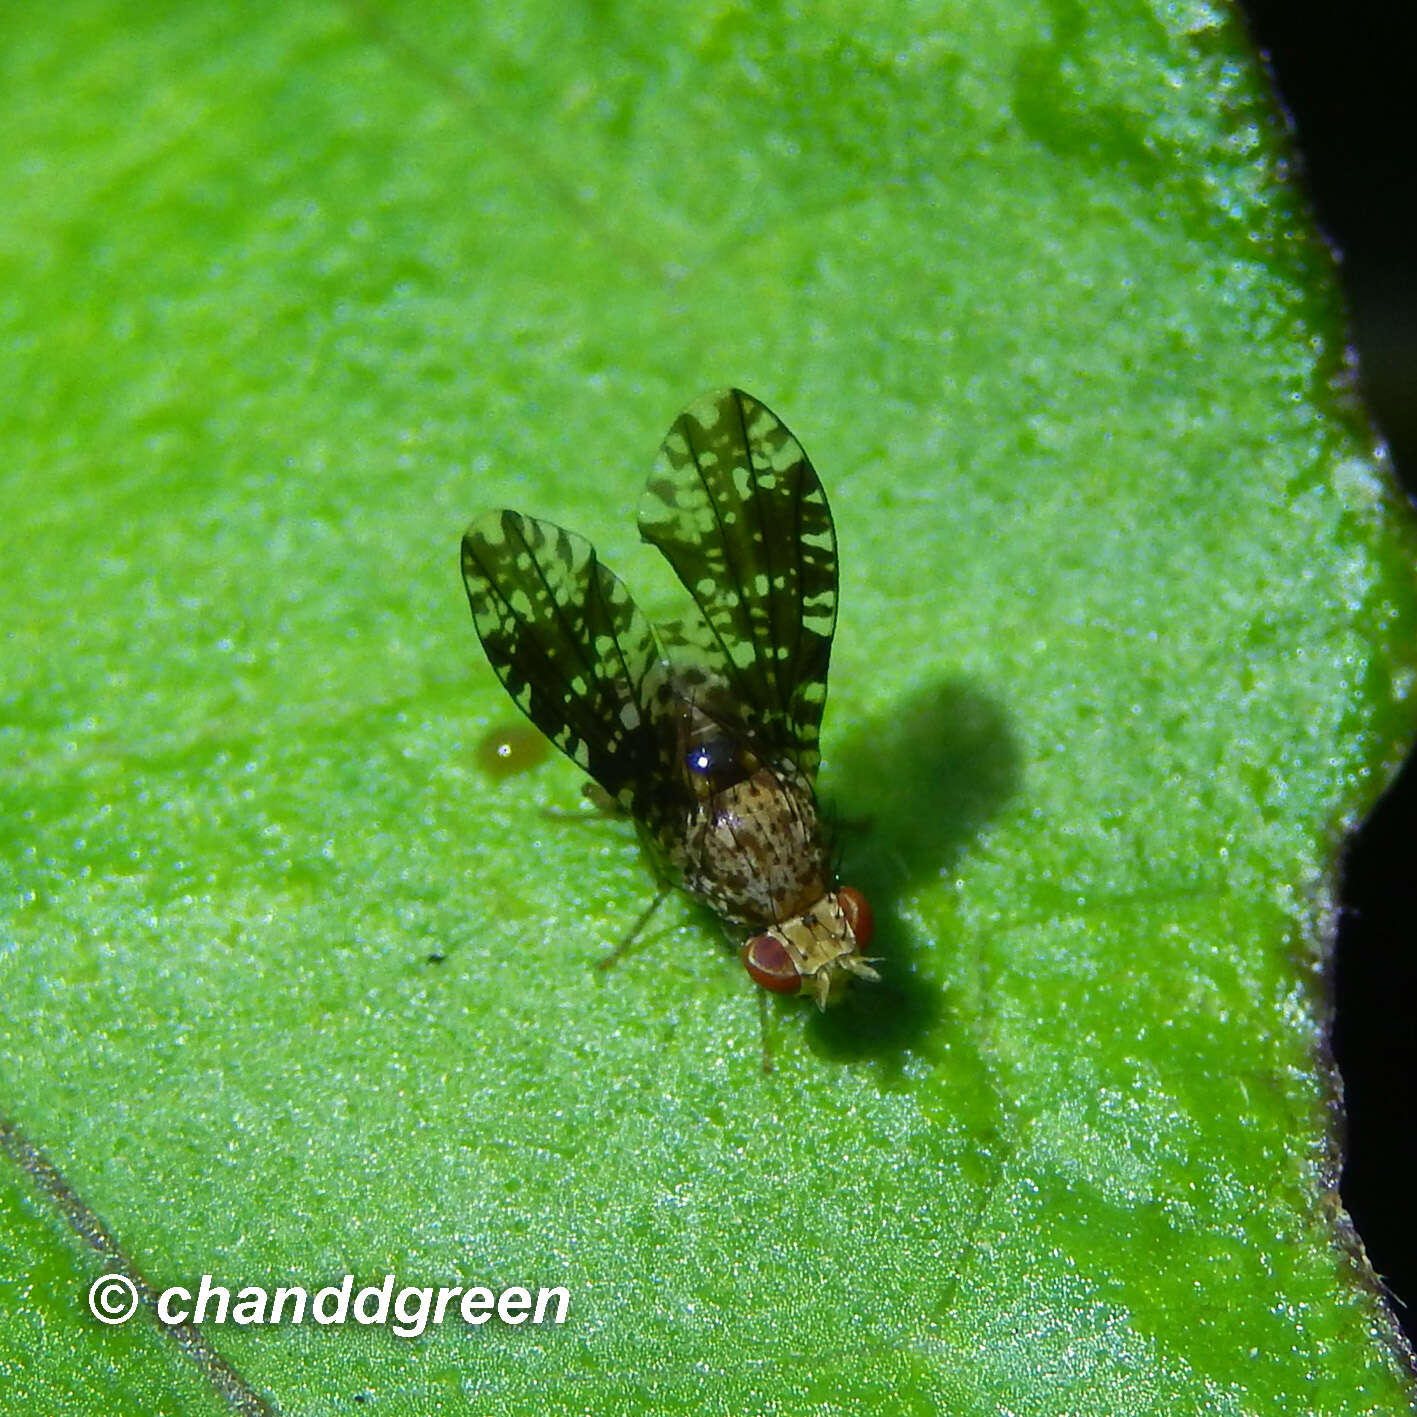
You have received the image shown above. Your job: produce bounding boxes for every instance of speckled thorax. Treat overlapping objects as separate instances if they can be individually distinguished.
[661,698,828,929]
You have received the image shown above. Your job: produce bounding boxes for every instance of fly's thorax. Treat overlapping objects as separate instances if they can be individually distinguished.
[740,886,878,1008]
[680,762,829,926]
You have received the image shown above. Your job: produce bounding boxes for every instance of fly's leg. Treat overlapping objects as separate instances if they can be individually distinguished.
[535,783,667,973]
[542,782,627,823]
[595,883,671,971]
[758,988,775,1074]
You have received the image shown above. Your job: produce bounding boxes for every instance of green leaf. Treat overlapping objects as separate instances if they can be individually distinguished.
[3,2,1414,1413]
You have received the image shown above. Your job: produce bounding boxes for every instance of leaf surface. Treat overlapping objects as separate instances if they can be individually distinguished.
[2,3,1415,1412]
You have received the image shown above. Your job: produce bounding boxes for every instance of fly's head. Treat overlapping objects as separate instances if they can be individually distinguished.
[740,886,878,1009]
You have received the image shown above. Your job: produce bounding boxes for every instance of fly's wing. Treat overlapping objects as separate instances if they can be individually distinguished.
[461,511,666,816]
[637,388,838,778]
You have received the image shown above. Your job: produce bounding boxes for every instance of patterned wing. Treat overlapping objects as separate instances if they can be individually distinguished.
[461,511,666,813]
[637,388,838,776]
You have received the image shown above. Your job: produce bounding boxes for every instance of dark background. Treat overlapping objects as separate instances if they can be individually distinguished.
[1240,1,1416,1346]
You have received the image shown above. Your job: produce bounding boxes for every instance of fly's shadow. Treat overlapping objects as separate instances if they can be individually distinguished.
[805,677,1020,1065]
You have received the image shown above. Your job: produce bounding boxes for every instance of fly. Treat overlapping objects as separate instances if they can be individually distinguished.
[460,388,877,1007]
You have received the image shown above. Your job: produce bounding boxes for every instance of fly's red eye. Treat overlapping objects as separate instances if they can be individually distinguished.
[741,934,802,994]
[836,886,874,949]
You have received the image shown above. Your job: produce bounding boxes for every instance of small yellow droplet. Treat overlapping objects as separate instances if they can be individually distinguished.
[475,723,551,779]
